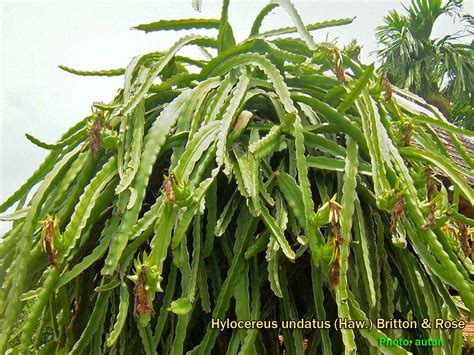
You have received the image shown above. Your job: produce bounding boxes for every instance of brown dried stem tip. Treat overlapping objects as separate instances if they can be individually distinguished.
[133,266,155,317]
[88,114,104,155]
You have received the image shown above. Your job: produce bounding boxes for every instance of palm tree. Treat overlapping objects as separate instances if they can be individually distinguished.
[376,0,473,128]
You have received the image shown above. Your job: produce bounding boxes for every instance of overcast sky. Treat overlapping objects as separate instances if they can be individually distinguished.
[0,0,470,233]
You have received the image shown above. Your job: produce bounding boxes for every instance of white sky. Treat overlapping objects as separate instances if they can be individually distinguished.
[0,0,470,232]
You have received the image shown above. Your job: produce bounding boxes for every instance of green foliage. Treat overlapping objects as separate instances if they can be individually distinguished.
[1,1,473,354]
[376,0,473,127]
